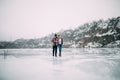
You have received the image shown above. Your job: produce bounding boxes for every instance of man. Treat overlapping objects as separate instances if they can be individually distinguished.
[51,34,58,57]
[58,35,63,57]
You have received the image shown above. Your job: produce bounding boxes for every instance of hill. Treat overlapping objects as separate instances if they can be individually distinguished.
[0,16,120,48]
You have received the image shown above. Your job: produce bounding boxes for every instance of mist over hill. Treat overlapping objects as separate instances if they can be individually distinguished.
[0,16,120,48]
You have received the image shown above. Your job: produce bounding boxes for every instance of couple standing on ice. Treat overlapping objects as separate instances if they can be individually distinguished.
[51,34,63,57]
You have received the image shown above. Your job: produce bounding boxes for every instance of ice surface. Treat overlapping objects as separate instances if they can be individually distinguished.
[0,48,120,80]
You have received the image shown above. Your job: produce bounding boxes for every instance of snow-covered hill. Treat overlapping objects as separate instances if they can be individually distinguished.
[0,16,120,48]
[58,16,120,48]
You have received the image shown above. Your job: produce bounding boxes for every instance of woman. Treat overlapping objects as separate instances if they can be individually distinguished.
[58,35,63,57]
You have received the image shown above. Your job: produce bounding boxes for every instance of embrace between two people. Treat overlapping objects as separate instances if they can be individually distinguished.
[51,34,63,57]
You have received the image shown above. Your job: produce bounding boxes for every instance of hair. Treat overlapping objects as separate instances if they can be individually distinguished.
[58,34,61,36]
[54,34,57,37]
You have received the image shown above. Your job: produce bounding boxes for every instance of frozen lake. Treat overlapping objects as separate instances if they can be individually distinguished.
[0,48,120,80]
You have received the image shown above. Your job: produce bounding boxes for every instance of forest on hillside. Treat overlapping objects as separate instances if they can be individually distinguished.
[0,16,120,48]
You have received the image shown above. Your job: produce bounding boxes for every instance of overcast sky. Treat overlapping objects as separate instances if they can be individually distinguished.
[0,0,120,41]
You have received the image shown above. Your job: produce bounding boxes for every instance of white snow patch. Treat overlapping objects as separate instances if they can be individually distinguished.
[85,35,90,37]
[98,23,108,29]
[116,22,120,28]
[96,30,115,37]
[85,42,102,48]
[74,36,79,40]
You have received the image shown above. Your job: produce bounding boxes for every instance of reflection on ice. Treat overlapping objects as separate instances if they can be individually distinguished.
[0,48,120,80]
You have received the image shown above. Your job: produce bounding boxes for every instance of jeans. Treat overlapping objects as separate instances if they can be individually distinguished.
[58,44,62,56]
[53,45,57,57]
